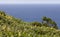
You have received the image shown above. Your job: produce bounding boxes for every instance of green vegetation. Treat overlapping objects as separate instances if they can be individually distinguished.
[42,16,58,29]
[0,11,60,37]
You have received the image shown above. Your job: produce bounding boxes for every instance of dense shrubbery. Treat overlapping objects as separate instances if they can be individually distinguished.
[0,11,60,37]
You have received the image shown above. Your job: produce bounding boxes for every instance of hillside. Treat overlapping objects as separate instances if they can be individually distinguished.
[0,11,60,37]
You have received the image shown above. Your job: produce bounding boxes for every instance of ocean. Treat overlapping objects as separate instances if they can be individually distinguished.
[0,4,60,28]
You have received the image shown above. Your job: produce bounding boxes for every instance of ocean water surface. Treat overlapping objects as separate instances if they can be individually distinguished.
[0,4,60,28]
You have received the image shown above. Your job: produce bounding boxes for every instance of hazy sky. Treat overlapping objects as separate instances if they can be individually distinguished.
[0,0,60,4]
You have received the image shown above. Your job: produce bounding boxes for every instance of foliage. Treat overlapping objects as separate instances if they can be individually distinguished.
[42,16,58,29]
[0,11,60,37]
[31,21,42,27]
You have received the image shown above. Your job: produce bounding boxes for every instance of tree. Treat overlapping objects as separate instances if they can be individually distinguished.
[50,21,58,29]
[42,16,58,29]
[42,16,52,24]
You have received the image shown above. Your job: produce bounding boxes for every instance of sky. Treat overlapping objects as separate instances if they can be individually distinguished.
[0,0,60,4]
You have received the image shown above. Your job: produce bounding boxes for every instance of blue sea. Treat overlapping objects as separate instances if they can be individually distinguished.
[0,4,60,28]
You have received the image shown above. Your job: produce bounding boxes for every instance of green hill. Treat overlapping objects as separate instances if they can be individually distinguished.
[0,11,60,37]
